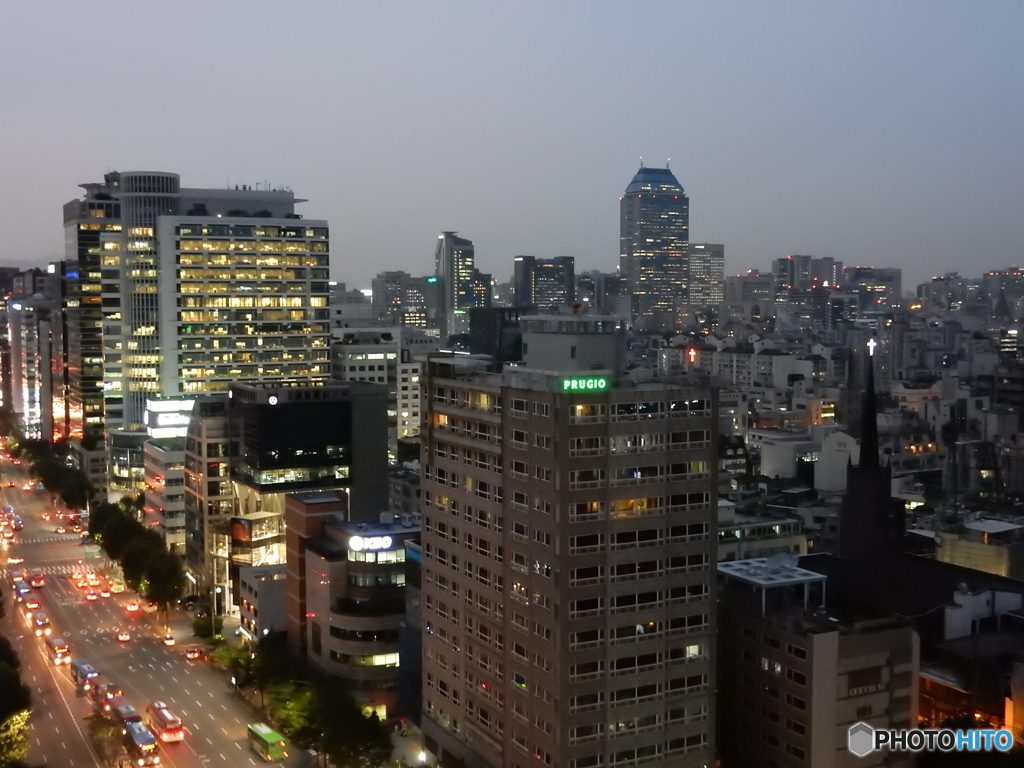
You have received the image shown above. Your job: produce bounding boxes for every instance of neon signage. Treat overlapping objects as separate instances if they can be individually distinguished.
[561,376,609,392]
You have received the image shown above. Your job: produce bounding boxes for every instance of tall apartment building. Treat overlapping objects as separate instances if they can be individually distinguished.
[620,165,689,329]
[331,327,439,455]
[513,256,575,312]
[718,556,918,768]
[435,232,492,337]
[64,171,329,497]
[686,244,725,308]
[372,271,443,328]
[421,315,718,768]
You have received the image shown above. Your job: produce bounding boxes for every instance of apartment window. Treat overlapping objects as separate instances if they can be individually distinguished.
[533,434,551,449]
[532,402,550,417]
[786,669,806,686]
[785,743,806,760]
[786,693,806,710]
[787,643,807,660]
[786,719,806,735]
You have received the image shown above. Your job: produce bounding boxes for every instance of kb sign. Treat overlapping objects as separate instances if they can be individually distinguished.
[349,535,393,552]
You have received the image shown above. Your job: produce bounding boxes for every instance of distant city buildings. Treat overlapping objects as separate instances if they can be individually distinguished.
[434,232,491,337]
[687,243,725,308]
[512,255,575,311]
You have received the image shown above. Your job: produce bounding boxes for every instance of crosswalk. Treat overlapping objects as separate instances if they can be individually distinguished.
[9,535,79,546]
[2,562,101,579]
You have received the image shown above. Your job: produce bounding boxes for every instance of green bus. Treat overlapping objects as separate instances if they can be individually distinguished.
[247,722,289,762]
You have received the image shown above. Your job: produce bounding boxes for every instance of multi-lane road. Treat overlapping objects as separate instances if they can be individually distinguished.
[0,459,300,768]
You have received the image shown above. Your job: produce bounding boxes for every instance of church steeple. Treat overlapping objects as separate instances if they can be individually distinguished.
[860,346,879,469]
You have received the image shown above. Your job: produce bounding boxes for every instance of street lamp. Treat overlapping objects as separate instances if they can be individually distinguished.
[211,585,222,638]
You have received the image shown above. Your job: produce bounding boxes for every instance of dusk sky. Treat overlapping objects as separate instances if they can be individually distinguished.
[2,1,1021,291]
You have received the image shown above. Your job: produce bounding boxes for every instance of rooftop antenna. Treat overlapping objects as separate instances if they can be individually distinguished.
[667,157,671,169]
[639,156,644,168]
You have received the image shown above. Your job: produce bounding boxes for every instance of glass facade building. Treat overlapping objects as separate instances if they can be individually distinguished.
[619,166,689,329]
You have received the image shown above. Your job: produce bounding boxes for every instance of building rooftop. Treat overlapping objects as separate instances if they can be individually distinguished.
[963,519,1023,535]
[718,555,827,589]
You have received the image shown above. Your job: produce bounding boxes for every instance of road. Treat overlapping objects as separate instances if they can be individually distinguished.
[1,458,302,768]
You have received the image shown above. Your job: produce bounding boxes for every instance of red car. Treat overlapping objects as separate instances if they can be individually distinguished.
[183,647,202,660]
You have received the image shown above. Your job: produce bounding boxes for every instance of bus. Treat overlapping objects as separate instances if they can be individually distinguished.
[145,701,184,743]
[247,723,289,762]
[29,570,44,587]
[30,611,52,637]
[123,722,161,765]
[109,696,142,727]
[89,678,122,709]
[70,659,99,690]
[45,635,70,665]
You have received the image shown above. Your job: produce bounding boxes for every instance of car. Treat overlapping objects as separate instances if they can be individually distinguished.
[70,523,82,533]
[126,601,140,612]
[117,631,131,642]
[85,592,98,601]
[24,598,40,610]
[99,589,111,598]
[5,556,24,564]
[162,633,176,646]
[41,513,51,521]
[4,482,13,488]
[54,526,67,534]
[183,647,202,660]
[21,483,32,491]
[2,530,13,540]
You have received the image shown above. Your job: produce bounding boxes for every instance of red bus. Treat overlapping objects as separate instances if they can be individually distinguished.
[146,701,184,742]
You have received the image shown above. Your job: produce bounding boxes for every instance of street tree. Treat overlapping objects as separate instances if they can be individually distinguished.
[98,512,144,561]
[120,537,161,592]
[317,677,392,768]
[265,680,317,738]
[0,637,21,672]
[84,710,123,768]
[140,549,186,623]
[0,707,31,766]
[0,663,31,728]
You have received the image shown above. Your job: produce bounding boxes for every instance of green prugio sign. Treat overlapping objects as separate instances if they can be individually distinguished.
[561,376,610,392]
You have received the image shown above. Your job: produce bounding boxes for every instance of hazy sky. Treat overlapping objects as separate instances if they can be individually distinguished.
[2,1,1022,290]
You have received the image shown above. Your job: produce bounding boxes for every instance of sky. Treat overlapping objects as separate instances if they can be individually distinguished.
[1,1,1022,291]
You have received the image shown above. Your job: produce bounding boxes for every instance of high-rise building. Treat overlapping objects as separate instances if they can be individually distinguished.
[577,270,631,319]
[420,314,718,768]
[512,256,575,311]
[372,271,443,328]
[65,171,330,497]
[686,244,725,308]
[331,326,440,454]
[773,256,843,291]
[6,292,61,441]
[620,165,689,328]
[435,232,491,337]
[842,267,903,311]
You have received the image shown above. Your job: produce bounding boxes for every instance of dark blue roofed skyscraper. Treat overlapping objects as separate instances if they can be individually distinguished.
[619,164,689,329]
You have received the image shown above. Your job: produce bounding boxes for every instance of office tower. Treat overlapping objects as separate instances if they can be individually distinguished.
[620,165,689,328]
[576,270,631,319]
[142,398,191,554]
[372,271,443,328]
[772,255,812,291]
[65,171,329,497]
[184,395,232,596]
[686,244,725,307]
[6,292,62,441]
[330,282,376,328]
[717,556,918,768]
[809,256,843,288]
[331,326,440,454]
[512,256,575,312]
[163,218,330,395]
[421,315,717,768]
[842,267,903,311]
[435,232,491,337]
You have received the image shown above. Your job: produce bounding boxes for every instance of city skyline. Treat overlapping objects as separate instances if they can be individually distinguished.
[1,3,1022,291]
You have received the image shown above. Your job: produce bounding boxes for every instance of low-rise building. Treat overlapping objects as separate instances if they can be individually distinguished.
[238,564,288,641]
[718,555,919,768]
